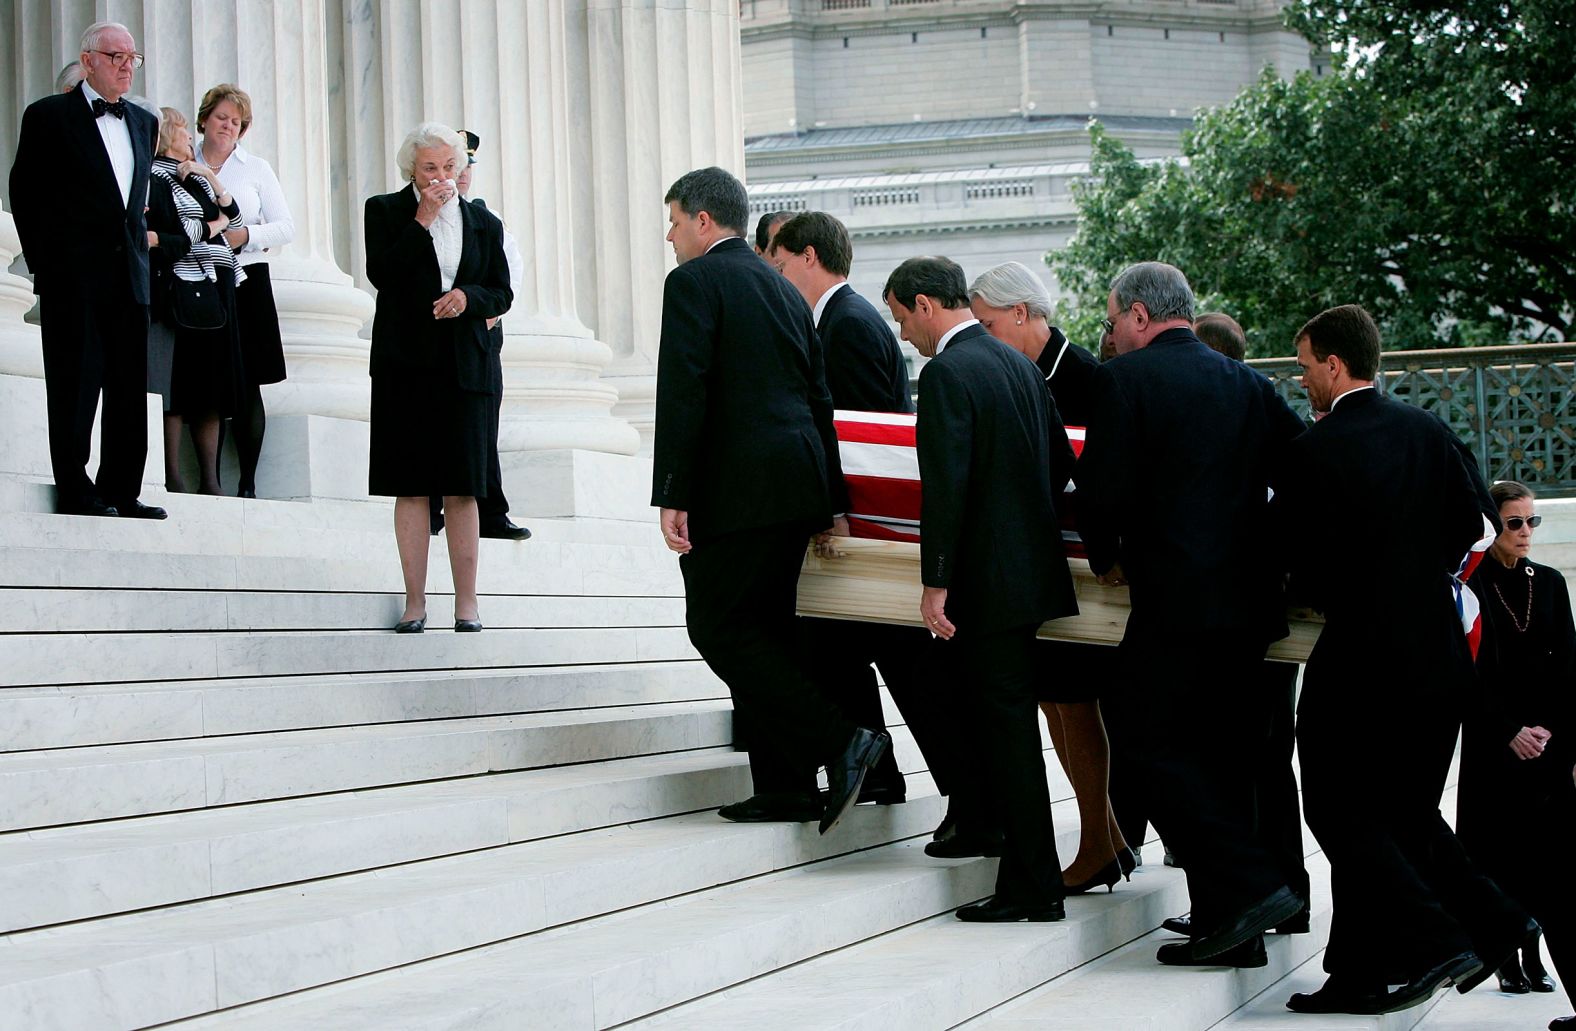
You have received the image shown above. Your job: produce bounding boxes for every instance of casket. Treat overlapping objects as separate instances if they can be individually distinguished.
[796,410,1323,663]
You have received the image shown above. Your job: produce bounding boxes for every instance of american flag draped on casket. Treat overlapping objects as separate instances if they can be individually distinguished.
[803,410,1494,662]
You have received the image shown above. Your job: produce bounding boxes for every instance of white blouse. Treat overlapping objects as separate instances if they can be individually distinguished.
[200,140,295,267]
[427,189,463,292]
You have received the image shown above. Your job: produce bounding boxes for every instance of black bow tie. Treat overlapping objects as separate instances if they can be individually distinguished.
[92,97,127,120]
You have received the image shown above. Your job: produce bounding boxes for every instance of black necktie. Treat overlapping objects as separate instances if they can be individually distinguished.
[92,97,127,120]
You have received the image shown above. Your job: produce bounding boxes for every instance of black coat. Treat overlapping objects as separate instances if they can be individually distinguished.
[9,84,157,304]
[1034,327,1100,429]
[1274,388,1497,705]
[363,185,513,394]
[818,283,912,414]
[1076,327,1305,643]
[650,236,848,544]
[916,323,1078,636]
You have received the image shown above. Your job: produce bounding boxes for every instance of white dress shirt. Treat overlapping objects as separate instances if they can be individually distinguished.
[425,187,463,292]
[934,317,981,355]
[202,141,295,266]
[812,281,848,329]
[1328,384,1376,411]
[81,80,133,208]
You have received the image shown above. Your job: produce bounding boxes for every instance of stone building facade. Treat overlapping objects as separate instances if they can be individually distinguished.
[740,0,1314,328]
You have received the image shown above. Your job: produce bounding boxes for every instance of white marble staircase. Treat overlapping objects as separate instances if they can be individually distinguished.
[0,476,1553,1030]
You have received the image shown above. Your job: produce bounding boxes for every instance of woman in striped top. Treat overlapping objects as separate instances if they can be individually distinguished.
[146,107,246,495]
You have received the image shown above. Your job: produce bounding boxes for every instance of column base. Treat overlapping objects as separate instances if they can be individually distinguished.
[502,449,655,523]
[0,373,163,489]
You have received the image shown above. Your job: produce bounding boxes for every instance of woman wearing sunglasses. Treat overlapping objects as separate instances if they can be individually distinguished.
[1456,480,1574,1027]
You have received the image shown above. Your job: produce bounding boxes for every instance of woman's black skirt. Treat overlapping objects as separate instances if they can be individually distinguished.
[368,370,491,498]
[235,261,287,386]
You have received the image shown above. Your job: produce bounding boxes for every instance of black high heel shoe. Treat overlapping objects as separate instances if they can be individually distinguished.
[1063,857,1122,896]
[1116,846,1138,881]
[1524,930,1557,993]
[454,618,483,633]
[393,616,426,634]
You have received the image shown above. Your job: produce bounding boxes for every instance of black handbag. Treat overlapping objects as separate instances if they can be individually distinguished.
[168,277,226,330]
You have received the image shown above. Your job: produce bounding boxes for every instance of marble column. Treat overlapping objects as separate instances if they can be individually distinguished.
[0,204,42,378]
[570,0,746,451]
[134,0,375,421]
[331,0,639,457]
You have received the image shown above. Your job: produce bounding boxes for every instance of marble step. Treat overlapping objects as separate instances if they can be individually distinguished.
[0,748,753,932]
[0,588,679,635]
[0,543,682,596]
[0,623,698,688]
[961,853,1333,1031]
[0,786,947,1030]
[0,700,735,831]
[629,852,1193,1031]
[0,660,724,751]
[168,791,996,1031]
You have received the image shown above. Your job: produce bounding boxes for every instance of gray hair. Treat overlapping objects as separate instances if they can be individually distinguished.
[969,261,1053,319]
[79,21,132,54]
[55,61,83,93]
[1110,261,1195,323]
[395,122,468,183]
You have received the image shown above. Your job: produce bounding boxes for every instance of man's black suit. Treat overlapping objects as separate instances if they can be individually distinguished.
[9,84,158,509]
[651,237,854,784]
[1075,327,1306,927]
[917,322,1078,905]
[819,283,913,413]
[1275,388,1527,986]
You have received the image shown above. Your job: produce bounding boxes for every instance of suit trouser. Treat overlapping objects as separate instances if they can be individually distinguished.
[955,623,1064,904]
[681,526,855,780]
[751,618,955,798]
[1253,661,1310,901]
[1299,685,1525,984]
[430,343,509,529]
[1103,629,1288,925]
[39,294,149,506]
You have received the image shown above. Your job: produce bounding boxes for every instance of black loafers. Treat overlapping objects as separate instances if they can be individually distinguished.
[956,896,1065,923]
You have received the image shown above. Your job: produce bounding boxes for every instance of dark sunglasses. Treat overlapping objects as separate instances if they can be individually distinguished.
[1505,515,1542,531]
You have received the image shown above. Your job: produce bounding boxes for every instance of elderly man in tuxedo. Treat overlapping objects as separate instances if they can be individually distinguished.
[1275,304,1531,1015]
[9,21,164,519]
[651,167,888,835]
[1075,262,1306,965]
[886,255,1078,922]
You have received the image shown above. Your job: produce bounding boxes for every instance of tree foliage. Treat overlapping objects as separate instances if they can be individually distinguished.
[1050,0,1576,357]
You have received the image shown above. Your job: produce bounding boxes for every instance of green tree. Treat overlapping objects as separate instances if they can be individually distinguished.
[1051,0,1576,357]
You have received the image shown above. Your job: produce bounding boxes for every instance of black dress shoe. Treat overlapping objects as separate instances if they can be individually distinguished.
[1191,885,1303,960]
[819,727,890,835]
[1287,979,1387,1015]
[718,793,822,823]
[1524,930,1557,992]
[481,520,531,541]
[454,618,483,633]
[924,832,1004,859]
[856,783,905,806]
[393,616,426,634]
[112,500,167,519]
[1273,904,1310,934]
[1063,857,1122,896]
[1163,846,1182,868]
[1116,846,1138,880]
[957,895,1065,923]
[1550,1016,1575,1030]
[57,496,118,517]
[1497,955,1533,993]
[931,802,959,842]
[1158,934,1266,968]
[1162,913,1192,936]
[237,487,257,499]
[1379,951,1482,1013]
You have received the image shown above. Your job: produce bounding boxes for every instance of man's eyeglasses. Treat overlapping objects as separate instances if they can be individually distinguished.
[92,51,145,69]
[1505,515,1542,531]
[1099,318,1114,335]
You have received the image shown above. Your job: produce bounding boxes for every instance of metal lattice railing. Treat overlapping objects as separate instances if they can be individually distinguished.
[1249,343,1576,497]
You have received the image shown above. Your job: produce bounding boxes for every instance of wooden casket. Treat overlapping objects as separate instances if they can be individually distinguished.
[794,410,1322,663]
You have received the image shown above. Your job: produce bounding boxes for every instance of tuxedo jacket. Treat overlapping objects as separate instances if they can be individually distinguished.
[363,186,513,394]
[1034,327,1100,428]
[916,323,1078,636]
[1075,327,1306,643]
[650,236,848,544]
[9,84,157,304]
[1274,388,1497,697]
[818,284,913,414]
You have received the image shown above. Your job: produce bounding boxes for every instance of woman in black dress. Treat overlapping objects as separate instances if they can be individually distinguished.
[146,107,246,495]
[364,123,512,633]
[1459,480,1574,1026]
